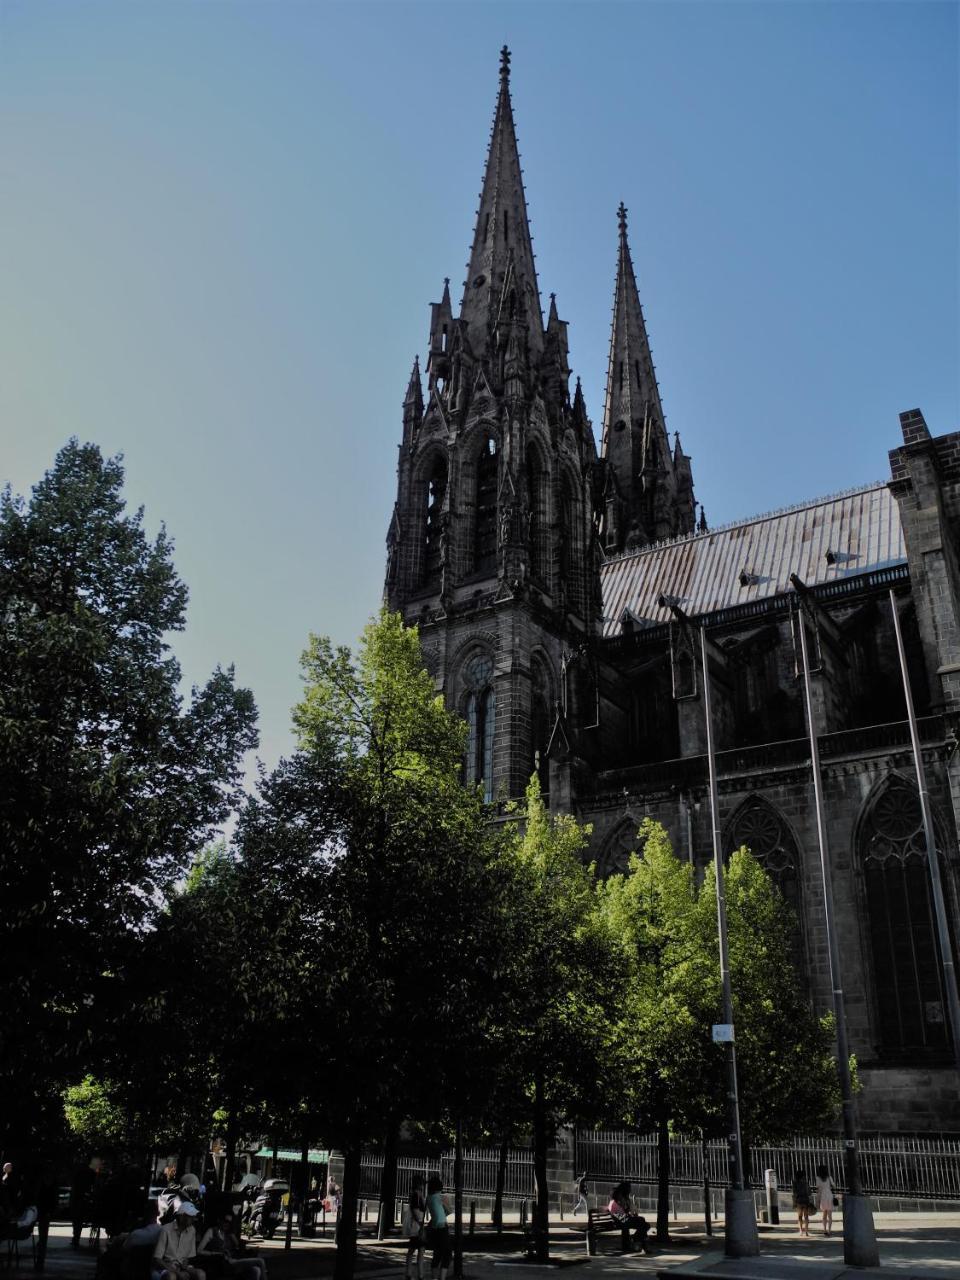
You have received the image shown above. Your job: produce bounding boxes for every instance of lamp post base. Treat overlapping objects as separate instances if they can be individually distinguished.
[723,1188,760,1258]
[842,1194,879,1268]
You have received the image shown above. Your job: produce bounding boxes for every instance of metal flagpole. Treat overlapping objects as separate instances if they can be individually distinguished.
[791,579,878,1266]
[888,588,960,1072]
[700,625,759,1258]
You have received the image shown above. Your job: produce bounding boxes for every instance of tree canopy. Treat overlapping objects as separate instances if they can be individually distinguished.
[0,440,258,1154]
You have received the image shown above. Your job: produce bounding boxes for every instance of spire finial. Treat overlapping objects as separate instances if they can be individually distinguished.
[500,45,511,82]
[617,201,628,234]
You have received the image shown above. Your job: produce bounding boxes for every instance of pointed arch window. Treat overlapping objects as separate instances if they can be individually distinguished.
[558,471,582,609]
[474,437,498,574]
[463,653,495,802]
[860,780,952,1053]
[422,455,447,586]
[526,447,549,583]
[725,799,803,953]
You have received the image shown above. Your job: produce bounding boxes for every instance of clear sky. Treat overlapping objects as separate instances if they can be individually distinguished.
[2,0,957,778]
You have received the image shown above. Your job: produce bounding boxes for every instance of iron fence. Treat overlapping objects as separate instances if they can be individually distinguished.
[359,1147,535,1201]
[575,1130,960,1201]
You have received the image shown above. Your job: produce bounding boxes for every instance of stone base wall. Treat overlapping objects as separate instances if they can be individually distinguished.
[857,1065,960,1131]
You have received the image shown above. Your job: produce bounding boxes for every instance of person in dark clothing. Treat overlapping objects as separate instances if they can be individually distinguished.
[1,1164,20,1213]
[70,1157,103,1249]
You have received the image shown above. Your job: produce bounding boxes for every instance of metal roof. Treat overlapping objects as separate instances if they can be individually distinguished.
[600,483,905,636]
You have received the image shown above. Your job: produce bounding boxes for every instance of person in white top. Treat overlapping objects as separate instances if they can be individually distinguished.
[814,1165,835,1237]
[153,1203,206,1280]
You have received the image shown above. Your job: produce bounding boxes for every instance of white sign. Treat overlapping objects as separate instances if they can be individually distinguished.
[712,1023,735,1043]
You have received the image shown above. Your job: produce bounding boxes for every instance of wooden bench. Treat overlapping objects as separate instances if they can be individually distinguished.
[585,1207,649,1256]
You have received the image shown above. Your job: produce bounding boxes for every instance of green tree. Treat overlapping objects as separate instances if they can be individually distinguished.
[0,441,258,1154]
[499,779,624,1262]
[596,821,840,1240]
[243,610,505,1280]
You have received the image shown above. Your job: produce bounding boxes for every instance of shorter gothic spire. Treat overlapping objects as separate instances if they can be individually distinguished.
[404,355,423,407]
[600,203,695,549]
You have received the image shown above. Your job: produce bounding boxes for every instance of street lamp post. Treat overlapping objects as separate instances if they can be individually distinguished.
[700,625,760,1258]
[791,578,878,1267]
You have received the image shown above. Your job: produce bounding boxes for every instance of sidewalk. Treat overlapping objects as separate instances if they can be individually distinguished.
[14,1214,960,1280]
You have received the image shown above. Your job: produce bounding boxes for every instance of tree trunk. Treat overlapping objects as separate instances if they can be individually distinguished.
[377,1126,398,1239]
[492,1136,508,1234]
[656,1114,670,1244]
[288,1132,308,1251]
[334,1147,361,1280]
[453,1117,464,1278]
[223,1110,237,1192]
[532,1070,549,1263]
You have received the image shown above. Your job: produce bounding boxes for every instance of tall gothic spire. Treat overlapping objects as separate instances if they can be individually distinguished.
[600,203,694,549]
[459,47,544,358]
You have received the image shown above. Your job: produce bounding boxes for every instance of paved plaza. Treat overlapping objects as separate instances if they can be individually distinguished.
[13,1214,959,1280]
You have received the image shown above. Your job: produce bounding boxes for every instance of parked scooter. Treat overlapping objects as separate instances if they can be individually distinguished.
[249,1180,287,1239]
[298,1190,323,1238]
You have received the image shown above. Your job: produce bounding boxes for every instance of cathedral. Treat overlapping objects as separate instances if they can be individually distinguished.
[383,49,959,1132]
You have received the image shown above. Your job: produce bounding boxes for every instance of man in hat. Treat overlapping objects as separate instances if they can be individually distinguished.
[153,1202,206,1280]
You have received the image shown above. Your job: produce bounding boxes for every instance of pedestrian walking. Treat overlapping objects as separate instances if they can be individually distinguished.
[572,1172,588,1216]
[402,1176,426,1280]
[814,1165,836,1237]
[425,1176,451,1280]
[791,1169,812,1236]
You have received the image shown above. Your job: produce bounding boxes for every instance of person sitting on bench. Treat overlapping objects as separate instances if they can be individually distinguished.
[607,1183,649,1250]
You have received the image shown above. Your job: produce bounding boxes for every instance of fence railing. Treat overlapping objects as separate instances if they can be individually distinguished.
[575,1130,960,1201]
[359,1147,535,1201]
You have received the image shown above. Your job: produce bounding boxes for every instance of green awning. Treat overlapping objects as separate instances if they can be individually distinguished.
[255,1148,329,1164]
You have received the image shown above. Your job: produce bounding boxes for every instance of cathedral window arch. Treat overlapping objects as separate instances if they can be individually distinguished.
[461,651,496,803]
[595,816,643,880]
[418,451,447,587]
[724,797,803,957]
[526,444,549,583]
[473,435,499,575]
[558,468,582,607]
[857,776,953,1054]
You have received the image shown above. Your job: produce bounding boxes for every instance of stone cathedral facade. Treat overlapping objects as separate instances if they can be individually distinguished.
[384,50,960,1132]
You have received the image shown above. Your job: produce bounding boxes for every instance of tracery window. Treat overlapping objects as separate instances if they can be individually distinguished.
[860,780,951,1053]
[474,437,498,574]
[464,653,496,802]
[725,798,802,932]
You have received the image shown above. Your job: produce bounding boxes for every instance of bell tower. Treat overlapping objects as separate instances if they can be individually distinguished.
[385,48,602,803]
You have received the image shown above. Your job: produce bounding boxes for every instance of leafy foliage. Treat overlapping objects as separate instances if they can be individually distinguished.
[596,820,842,1146]
[0,441,258,1153]
[63,1076,127,1150]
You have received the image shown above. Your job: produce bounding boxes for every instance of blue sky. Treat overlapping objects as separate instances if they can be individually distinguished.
[2,0,957,777]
